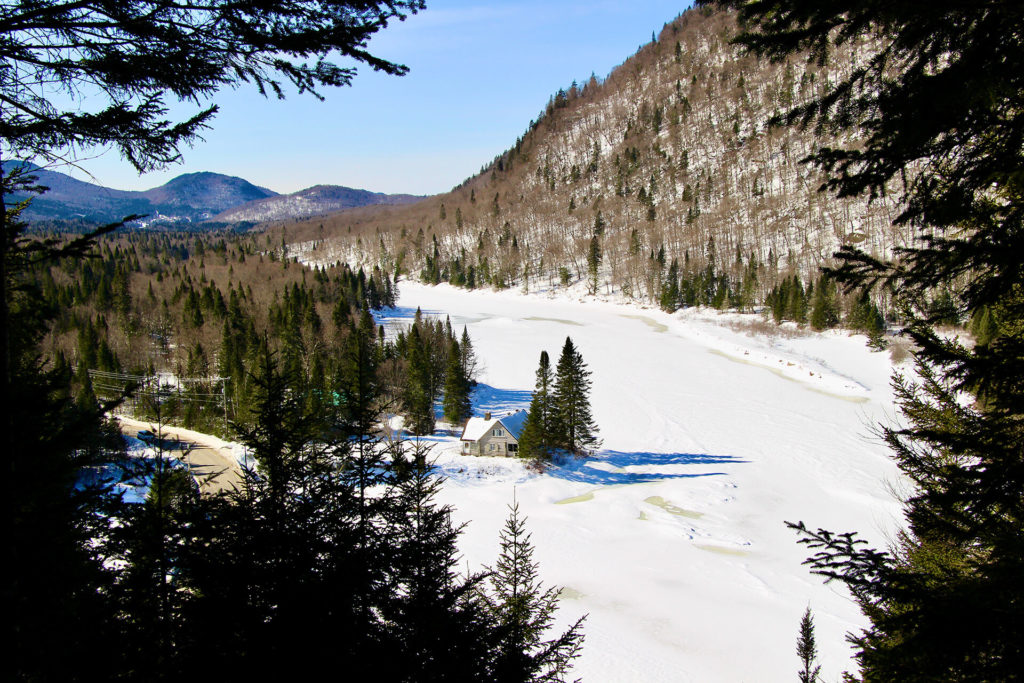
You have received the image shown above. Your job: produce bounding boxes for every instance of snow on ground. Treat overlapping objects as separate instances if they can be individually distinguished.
[376,280,906,683]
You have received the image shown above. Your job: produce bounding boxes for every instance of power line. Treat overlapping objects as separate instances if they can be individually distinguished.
[87,369,232,429]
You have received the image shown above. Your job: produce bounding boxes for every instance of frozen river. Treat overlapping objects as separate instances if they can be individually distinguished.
[376,280,905,682]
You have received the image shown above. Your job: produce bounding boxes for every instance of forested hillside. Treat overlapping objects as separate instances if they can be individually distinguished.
[35,231,388,429]
[33,228,492,441]
[276,7,913,328]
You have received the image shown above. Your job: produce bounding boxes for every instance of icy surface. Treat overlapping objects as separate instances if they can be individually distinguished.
[377,281,906,683]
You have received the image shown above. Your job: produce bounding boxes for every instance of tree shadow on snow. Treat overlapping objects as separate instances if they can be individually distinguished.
[546,450,747,485]
[373,305,441,324]
[373,305,484,336]
[470,383,533,416]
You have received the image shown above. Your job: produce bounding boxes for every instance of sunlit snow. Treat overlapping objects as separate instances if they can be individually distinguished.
[376,280,906,683]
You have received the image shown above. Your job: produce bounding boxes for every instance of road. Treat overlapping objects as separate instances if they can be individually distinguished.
[116,416,245,495]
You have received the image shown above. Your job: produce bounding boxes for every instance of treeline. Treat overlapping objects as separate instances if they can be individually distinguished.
[30,227,491,442]
[417,226,900,344]
[28,230,398,435]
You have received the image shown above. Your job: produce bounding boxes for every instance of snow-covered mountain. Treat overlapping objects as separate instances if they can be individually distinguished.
[5,163,421,227]
[213,184,423,223]
[3,164,277,226]
[282,7,907,307]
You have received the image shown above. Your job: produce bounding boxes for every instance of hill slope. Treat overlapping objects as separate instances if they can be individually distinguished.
[214,184,423,223]
[282,7,905,312]
[139,171,277,214]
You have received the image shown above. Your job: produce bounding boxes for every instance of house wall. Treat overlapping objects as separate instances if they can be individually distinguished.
[467,425,518,456]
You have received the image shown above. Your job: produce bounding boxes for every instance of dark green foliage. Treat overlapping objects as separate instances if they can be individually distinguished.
[809,275,840,331]
[767,275,806,324]
[443,338,472,427]
[382,440,494,682]
[586,235,601,295]
[796,607,821,683]
[552,337,600,454]
[926,288,960,327]
[484,502,585,682]
[393,315,482,437]
[968,306,1000,348]
[660,258,681,312]
[5,169,135,680]
[404,323,435,435]
[461,325,479,387]
[847,291,886,349]
[517,351,556,460]
[704,0,1024,679]
[339,309,381,442]
[37,230,394,435]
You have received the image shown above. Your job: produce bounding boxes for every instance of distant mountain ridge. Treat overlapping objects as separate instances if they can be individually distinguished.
[214,184,423,223]
[3,162,423,227]
[139,172,277,214]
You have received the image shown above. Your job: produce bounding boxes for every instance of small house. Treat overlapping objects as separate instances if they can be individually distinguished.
[460,410,528,456]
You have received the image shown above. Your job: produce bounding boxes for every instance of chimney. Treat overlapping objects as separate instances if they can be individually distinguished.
[484,412,491,421]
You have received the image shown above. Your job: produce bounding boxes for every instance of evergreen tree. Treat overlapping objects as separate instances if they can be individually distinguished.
[113,431,198,681]
[796,607,821,683]
[809,275,840,331]
[660,258,681,312]
[335,310,392,662]
[786,275,807,325]
[383,440,493,681]
[517,351,556,460]
[443,338,472,428]
[586,235,601,295]
[706,0,1024,679]
[5,190,138,680]
[485,501,585,683]
[552,337,600,454]
[847,290,887,349]
[404,324,435,435]
[460,325,479,386]
[181,346,376,680]
[339,309,381,442]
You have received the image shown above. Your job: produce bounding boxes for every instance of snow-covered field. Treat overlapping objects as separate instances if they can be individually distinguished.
[377,281,906,683]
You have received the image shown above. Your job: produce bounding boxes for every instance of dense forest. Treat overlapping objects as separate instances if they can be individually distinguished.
[27,227,491,439]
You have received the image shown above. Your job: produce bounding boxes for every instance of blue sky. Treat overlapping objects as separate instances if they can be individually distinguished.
[63,1,691,196]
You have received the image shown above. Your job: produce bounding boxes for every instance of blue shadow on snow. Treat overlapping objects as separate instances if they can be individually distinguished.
[470,383,532,417]
[546,450,747,485]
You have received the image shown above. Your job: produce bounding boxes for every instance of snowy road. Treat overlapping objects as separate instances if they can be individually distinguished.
[377,281,905,683]
[117,416,243,494]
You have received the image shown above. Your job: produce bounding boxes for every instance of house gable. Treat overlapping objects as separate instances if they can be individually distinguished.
[460,410,526,456]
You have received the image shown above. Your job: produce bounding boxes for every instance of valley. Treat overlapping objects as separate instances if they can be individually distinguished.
[371,280,905,681]
[10,1,1016,679]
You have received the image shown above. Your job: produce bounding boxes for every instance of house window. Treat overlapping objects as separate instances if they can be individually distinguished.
[489,443,495,452]
[493,428,504,437]
[508,444,518,453]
